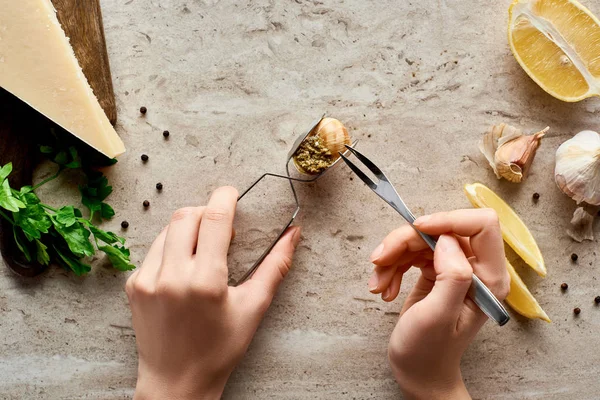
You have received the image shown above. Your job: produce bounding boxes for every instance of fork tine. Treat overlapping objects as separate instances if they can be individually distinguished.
[339,152,377,190]
[343,144,385,179]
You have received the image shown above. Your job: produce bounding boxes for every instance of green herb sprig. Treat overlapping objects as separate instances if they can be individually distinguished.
[0,146,135,275]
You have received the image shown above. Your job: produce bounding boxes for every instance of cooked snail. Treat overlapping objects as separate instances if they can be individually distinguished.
[293,118,351,175]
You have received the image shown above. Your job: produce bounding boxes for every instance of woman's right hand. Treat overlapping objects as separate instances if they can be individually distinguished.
[368,209,510,399]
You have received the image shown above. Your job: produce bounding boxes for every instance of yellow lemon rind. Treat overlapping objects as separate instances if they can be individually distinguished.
[464,183,546,277]
[506,259,551,322]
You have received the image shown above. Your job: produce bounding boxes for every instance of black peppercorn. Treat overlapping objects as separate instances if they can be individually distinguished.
[140,106,147,114]
[143,200,150,208]
[163,130,170,138]
[532,192,540,201]
[141,154,149,162]
[121,221,129,229]
[571,253,578,262]
[156,182,163,190]
[574,307,581,315]
[561,283,568,290]
[595,296,600,304]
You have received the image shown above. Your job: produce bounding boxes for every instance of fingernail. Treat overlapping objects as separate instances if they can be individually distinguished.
[436,234,458,253]
[382,286,392,301]
[368,274,379,292]
[291,226,302,247]
[413,214,431,226]
[370,243,384,262]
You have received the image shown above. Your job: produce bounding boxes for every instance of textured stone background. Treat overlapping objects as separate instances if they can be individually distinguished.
[2,0,600,398]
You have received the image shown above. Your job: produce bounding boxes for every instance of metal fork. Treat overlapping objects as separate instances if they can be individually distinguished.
[339,145,510,326]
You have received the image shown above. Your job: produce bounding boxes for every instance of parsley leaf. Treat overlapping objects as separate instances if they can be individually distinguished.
[20,186,33,195]
[11,191,52,240]
[0,163,13,181]
[98,244,135,271]
[13,227,32,262]
[53,245,92,276]
[35,239,50,265]
[64,147,81,169]
[52,146,81,169]
[12,204,51,240]
[88,224,124,245]
[51,215,95,258]
[55,206,78,227]
[100,203,115,219]
[39,145,54,154]
[53,151,68,165]
[80,173,114,220]
[0,179,26,212]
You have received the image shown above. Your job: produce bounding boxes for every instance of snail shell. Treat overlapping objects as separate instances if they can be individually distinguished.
[314,118,352,157]
[293,118,352,175]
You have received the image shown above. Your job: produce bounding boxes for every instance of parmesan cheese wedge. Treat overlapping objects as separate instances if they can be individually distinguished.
[0,0,125,158]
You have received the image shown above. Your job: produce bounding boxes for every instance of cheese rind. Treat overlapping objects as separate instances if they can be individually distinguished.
[0,0,125,158]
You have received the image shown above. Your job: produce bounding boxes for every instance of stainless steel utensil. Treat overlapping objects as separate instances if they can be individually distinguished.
[339,145,510,326]
[234,115,357,285]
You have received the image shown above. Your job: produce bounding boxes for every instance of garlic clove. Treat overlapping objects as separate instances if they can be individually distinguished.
[479,123,509,176]
[555,130,600,205]
[479,123,546,183]
[567,206,596,242]
[495,128,547,183]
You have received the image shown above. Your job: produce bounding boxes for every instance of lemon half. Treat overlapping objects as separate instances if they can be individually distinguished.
[508,0,600,102]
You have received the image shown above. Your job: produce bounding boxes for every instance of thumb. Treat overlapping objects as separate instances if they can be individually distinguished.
[247,226,301,296]
[421,234,473,321]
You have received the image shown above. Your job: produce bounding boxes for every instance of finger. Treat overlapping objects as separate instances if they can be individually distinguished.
[369,253,429,294]
[413,209,504,269]
[401,270,436,314]
[456,255,511,333]
[124,269,140,299]
[382,268,403,302]
[370,225,432,266]
[376,258,430,302]
[369,264,398,294]
[419,234,473,323]
[133,225,168,288]
[245,226,301,298]
[457,236,474,259]
[163,207,205,264]
[414,209,506,297]
[195,186,239,281]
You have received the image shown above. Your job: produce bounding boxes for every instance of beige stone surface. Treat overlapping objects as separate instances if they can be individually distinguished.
[2,0,600,398]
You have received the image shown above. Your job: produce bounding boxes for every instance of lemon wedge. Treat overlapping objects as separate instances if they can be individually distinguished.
[506,259,551,322]
[508,0,600,102]
[464,183,546,277]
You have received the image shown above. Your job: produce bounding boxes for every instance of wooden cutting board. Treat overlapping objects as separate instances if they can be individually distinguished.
[0,0,117,276]
[52,0,117,125]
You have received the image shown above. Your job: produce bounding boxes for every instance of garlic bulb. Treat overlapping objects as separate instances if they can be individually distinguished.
[293,118,351,175]
[479,123,547,183]
[555,130,600,205]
